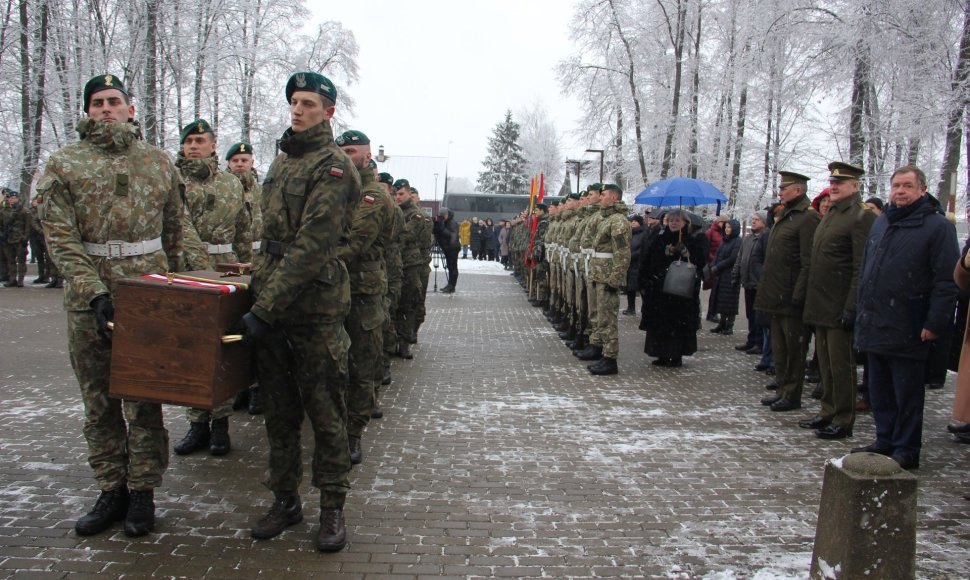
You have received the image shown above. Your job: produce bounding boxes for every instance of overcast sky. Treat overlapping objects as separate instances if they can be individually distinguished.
[312,0,584,189]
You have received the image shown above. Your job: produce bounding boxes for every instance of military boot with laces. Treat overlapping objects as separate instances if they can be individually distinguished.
[173,421,210,455]
[75,486,129,536]
[124,490,155,537]
[316,508,347,552]
[251,493,303,539]
[349,436,363,465]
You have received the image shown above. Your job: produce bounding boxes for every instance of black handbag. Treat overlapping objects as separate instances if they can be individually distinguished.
[663,259,696,298]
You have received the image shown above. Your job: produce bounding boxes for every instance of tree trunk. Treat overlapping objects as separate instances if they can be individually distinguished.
[660,0,687,179]
[614,109,624,190]
[849,43,869,166]
[936,0,970,211]
[607,0,647,186]
[143,0,159,145]
[687,2,701,179]
[729,74,748,208]
[759,53,776,208]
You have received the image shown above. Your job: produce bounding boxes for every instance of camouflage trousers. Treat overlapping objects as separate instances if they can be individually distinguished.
[395,265,425,344]
[563,261,576,322]
[345,294,384,438]
[185,400,233,423]
[68,311,169,492]
[534,263,549,301]
[591,282,621,358]
[382,265,403,367]
[585,269,599,339]
[416,264,431,330]
[256,318,351,507]
[575,271,589,332]
[1,242,27,282]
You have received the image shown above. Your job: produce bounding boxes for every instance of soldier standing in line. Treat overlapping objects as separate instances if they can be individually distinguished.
[235,71,360,552]
[544,200,562,323]
[409,187,434,342]
[574,186,604,359]
[336,129,392,465]
[529,203,550,308]
[27,193,51,285]
[559,193,583,343]
[1,190,29,287]
[799,162,876,439]
[171,119,251,457]
[394,178,426,359]
[757,171,820,412]
[39,74,187,537]
[225,141,264,415]
[587,184,632,375]
[378,172,405,389]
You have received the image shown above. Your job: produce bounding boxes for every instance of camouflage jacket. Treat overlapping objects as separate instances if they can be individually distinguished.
[38,118,186,311]
[28,204,44,237]
[232,168,263,255]
[398,198,427,268]
[251,120,360,325]
[385,202,405,285]
[337,170,392,295]
[589,201,632,287]
[177,153,251,267]
[0,202,28,244]
[531,216,549,264]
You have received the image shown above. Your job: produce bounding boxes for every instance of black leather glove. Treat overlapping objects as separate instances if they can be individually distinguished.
[839,310,855,332]
[91,294,114,340]
[605,284,619,293]
[234,311,272,347]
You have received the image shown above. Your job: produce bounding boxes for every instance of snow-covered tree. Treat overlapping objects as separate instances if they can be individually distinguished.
[477,110,529,195]
[517,102,563,183]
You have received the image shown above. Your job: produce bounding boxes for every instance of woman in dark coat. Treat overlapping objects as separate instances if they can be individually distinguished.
[469,217,482,260]
[709,218,742,334]
[483,218,497,260]
[638,209,708,367]
[623,215,647,315]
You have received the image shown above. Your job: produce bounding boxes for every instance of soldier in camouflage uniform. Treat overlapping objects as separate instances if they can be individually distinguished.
[0,190,28,287]
[379,172,405,386]
[529,204,550,308]
[409,187,434,342]
[555,194,582,341]
[393,179,426,359]
[236,71,359,552]
[566,190,594,352]
[172,119,251,458]
[38,74,187,538]
[336,130,392,465]
[586,184,632,375]
[226,141,264,415]
[575,184,606,361]
[27,193,52,285]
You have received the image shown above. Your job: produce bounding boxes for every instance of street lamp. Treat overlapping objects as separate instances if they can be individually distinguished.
[566,159,582,193]
[585,149,605,184]
[434,173,439,207]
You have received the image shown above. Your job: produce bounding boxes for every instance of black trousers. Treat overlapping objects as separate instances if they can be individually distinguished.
[444,249,459,288]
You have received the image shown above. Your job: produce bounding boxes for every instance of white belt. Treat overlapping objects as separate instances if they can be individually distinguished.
[592,252,614,259]
[207,243,232,254]
[83,237,162,259]
[252,241,262,250]
[581,248,593,255]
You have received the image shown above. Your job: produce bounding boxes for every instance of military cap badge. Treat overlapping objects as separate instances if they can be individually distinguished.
[295,73,307,88]
[104,75,113,86]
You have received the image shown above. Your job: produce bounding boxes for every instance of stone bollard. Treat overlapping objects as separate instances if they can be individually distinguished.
[810,452,918,579]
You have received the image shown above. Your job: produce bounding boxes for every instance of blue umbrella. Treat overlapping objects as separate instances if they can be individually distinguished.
[634,177,728,206]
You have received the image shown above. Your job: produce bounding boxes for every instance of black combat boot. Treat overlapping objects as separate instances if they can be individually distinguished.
[720,316,735,336]
[590,357,618,375]
[232,388,250,411]
[247,387,263,415]
[371,402,384,419]
[75,487,129,536]
[398,342,413,360]
[569,333,588,353]
[554,318,570,332]
[173,422,210,455]
[575,344,603,361]
[251,493,303,539]
[558,323,576,341]
[209,417,231,456]
[32,276,49,284]
[349,436,363,465]
[382,365,392,385]
[124,490,155,537]
[3,280,21,287]
[316,508,347,552]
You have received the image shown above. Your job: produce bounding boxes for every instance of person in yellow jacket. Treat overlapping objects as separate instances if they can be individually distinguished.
[459,218,471,258]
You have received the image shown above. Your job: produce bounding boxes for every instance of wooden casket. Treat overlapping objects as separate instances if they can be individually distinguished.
[108,270,253,409]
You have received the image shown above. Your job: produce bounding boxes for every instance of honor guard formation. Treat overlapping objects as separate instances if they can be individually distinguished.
[9,69,970,559]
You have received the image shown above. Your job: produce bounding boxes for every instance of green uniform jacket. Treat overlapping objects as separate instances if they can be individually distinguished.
[589,201,632,287]
[0,202,28,244]
[251,120,360,325]
[38,118,186,311]
[177,154,251,268]
[233,168,263,259]
[803,194,877,328]
[753,194,820,317]
[337,171,392,296]
[398,198,427,268]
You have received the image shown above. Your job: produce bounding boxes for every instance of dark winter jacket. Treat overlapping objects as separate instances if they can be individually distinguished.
[434,210,460,252]
[483,223,496,251]
[639,226,707,335]
[732,229,767,289]
[753,194,820,317]
[710,219,742,316]
[470,221,482,246]
[626,226,647,291]
[855,195,960,359]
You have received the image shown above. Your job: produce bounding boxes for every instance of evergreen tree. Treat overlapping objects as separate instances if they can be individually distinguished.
[477,110,529,194]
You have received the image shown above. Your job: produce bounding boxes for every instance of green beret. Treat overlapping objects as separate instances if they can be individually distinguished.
[778,171,810,187]
[285,71,337,105]
[579,190,590,198]
[549,199,560,206]
[536,203,548,211]
[601,183,622,195]
[335,129,370,146]
[410,187,418,194]
[588,183,603,192]
[379,172,394,185]
[393,178,410,189]
[83,74,129,113]
[368,159,377,169]
[225,142,253,161]
[827,161,864,181]
[180,119,214,144]
[569,193,581,200]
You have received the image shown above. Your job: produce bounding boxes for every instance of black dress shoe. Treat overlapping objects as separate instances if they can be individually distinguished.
[770,398,801,412]
[946,422,970,434]
[765,367,776,376]
[850,443,892,456]
[798,415,830,429]
[765,381,778,391]
[735,342,755,351]
[891,454,919,470]
[815,424,852,439]
[745,346,763,355]
[761,394,782,406]
[755,363,769,372]
[651,358,669,367]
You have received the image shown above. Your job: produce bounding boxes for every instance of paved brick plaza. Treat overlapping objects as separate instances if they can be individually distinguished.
[1,262,968,578]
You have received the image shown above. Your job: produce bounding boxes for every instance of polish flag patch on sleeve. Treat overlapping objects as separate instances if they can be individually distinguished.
[329,167,344,178]
[363,194,376,204]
